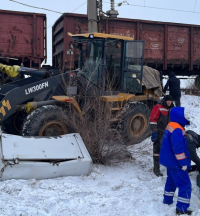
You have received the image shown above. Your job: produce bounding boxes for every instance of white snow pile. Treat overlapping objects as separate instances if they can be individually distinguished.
[1,95,200,216]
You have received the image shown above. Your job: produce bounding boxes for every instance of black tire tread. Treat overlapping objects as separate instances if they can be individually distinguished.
[21,105,71,136]
[118,102,150,145]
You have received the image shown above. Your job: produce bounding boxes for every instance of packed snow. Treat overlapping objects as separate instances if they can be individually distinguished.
[0,95,200,216]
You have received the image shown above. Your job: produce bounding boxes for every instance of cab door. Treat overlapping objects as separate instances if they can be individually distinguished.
[122,41,145,93]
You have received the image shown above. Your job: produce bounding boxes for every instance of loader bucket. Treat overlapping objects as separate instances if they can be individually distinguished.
[0,132,92,180]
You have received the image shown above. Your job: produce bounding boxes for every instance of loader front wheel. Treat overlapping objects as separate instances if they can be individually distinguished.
[118,102,150,145]
[3,111,27,135]
[21,105,74,136]
[38,120,68,136]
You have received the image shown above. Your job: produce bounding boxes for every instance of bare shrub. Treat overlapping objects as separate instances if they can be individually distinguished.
[61,45,133,165]
[66,95,132,165]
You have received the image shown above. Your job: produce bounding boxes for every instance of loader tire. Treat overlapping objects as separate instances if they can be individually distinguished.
[21,105,74,136]
[3,112,26,135]
[118,102,150,145]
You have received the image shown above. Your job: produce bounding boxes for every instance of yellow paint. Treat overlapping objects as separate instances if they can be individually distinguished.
[0,106,6,116]
[2,100,6,107]
[52,96,82,117]
[118,93,135,100]
[24,102,35,113]
[6,100,11,110]
[100,93,135,103]
[68,32,134,41]
[100,95,125,102]
[2,100,11,110]
[0,64,19,77]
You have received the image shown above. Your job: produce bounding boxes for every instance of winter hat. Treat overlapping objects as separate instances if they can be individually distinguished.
[164,95,173,101]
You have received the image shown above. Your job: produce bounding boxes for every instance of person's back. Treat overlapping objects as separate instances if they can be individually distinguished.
[163,72,181,106]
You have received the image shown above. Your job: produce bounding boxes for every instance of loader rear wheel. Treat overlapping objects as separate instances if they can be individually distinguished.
[118,102,150,145]
[21,105,74,136]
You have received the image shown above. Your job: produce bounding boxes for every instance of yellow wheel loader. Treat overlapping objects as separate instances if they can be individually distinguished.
[0,33,163,144]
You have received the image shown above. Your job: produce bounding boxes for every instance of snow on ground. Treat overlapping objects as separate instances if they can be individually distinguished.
[0,95,200,216]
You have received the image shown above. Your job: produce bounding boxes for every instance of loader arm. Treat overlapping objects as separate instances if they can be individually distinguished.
[0,73,69,122]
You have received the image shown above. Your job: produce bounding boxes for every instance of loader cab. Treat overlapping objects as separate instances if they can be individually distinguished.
[69,33,145,94]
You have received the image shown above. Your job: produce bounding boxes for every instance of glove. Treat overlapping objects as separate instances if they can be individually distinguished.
[197,173,200,188]
[151,132,158,142]
[182,166,187,171]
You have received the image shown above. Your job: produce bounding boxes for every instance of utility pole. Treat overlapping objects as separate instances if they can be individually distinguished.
[87,0,98,33]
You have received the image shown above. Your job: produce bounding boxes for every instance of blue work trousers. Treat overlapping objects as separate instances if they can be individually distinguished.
[163,167,191,213]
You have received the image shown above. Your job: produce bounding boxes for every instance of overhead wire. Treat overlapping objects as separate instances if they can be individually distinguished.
[47,1,87,28]
[194,0,198,12]
[8,0,62,14]
[71,1,87,13]
[8,0,87,28]
[103,0,200,14]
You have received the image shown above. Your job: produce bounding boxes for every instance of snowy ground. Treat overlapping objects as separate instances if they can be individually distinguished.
[0,95,200,216]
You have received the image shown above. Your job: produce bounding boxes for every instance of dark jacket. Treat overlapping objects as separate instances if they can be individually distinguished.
[163,72,181,99]
[159,107,190,168]
[186,130,200,171]
[150,99,173,134]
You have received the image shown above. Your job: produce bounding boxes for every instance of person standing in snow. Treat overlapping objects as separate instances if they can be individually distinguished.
[159,107,192,215]
[150,95,173,177]
[163,72,181,107]
[186,130,200,187]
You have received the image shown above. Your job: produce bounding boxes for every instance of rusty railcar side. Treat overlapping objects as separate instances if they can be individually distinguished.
[0,9,47,69]
[52,13,200,76]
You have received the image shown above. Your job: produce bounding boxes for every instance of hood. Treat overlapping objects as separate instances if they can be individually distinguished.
[169,72,175,78]
[170,107,190,127]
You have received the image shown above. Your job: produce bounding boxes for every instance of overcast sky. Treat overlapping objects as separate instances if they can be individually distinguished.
[2,0,200,65]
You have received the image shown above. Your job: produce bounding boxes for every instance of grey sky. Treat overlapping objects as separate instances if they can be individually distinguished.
[2,0,200,65]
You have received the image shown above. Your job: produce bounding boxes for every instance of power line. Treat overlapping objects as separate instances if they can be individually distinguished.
[103,1,200,14]
[47,2,87,29]
[194,0,198,12]
[8,0,87,29]
[8,0,62,14]
[71,1,87,13]
[127,2,200,14]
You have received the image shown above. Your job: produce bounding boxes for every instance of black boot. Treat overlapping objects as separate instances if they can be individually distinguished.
[153,159,163,177]
[176,208,192,215]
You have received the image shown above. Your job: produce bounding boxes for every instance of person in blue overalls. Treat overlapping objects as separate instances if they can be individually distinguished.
[159,107,192,215]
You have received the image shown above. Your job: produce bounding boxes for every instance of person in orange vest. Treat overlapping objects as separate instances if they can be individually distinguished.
[159,107,192,215]
[150,95,173,176]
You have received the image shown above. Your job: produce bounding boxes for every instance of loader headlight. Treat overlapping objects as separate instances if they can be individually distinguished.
[89,34,94,38]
